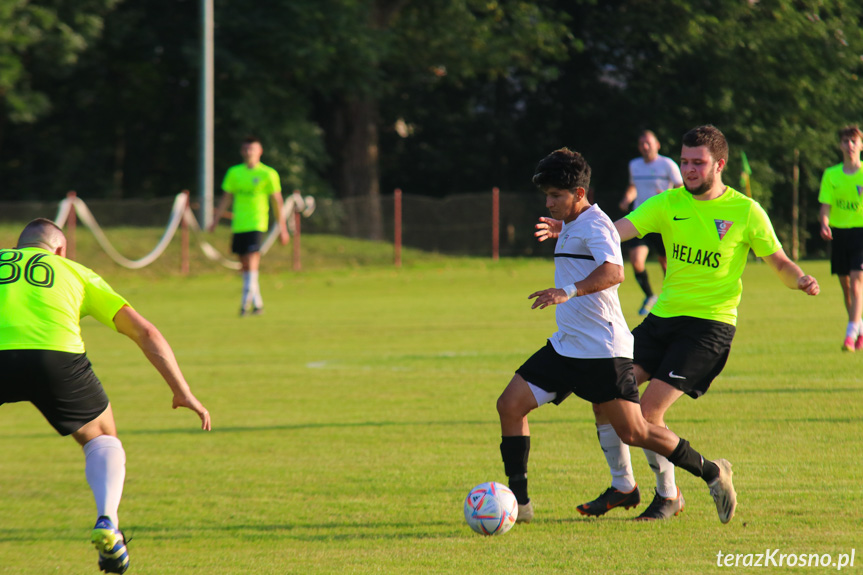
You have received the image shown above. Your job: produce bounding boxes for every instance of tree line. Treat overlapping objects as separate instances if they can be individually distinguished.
[1,0,861,252]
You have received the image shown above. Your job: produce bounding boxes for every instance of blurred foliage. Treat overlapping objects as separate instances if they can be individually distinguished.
[1,0,862,252]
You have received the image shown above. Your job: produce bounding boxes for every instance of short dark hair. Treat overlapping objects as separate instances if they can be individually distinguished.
[838,125,863,141]
[682,125,728,163]
[532,148,591,192]
[242,135,261,145]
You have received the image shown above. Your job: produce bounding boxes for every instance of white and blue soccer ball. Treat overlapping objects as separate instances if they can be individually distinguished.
[463,481,518,535]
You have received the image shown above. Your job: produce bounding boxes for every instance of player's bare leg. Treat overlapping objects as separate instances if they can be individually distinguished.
[497,374,538,522]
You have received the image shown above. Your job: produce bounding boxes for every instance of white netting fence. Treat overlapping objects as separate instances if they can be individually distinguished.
[48,191,315,270]
[1,189,556,265]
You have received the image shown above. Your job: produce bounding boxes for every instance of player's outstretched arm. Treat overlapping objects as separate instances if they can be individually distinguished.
[529,262,625,309]
[113,306,212,430]
[207,193,233,233]
[818,203,833,241]
[613,218,639,243]
[762,251,820,296]
[535,217,563,242]
[619,184,637,212]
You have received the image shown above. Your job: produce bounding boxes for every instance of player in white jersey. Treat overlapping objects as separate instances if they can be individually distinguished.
[496,148,737,525]
[617,130,683,315]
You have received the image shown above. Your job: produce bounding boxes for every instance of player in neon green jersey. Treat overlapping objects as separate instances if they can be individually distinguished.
[818,125,863,351]
[536,125,819,522]
[208,136,289,315]
[0,219,211,573]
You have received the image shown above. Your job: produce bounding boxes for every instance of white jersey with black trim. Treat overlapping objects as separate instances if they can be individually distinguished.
[629,155,683,209]
[549,204,633,359]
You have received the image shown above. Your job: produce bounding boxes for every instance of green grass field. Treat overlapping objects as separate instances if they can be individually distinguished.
[0,230,860,574]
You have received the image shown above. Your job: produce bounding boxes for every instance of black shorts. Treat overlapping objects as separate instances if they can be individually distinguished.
[0,350,109,436]
[632,315,736,398]
[231,231,264,255]
[829,227,863,276]
[516,341,640,405]
[625,233,666,257]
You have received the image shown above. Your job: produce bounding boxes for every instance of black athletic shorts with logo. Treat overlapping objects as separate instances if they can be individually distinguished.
[632,314,736,398]
[231,230,264,255]
[829,227,863,276]
[0,350,109,436]
[625,233,666,257]
[516,341,640,405]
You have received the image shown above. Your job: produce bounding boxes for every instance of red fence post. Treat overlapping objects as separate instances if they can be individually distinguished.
[492,187,500,261]
[181,190,190,275]
[394,188,402,268]
[292,209,302,271]
[66,191,77,261]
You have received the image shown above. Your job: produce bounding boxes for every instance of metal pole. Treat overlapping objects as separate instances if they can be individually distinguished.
[181,190,190,275]
[492,187,500,261]
[394,188,402,268]
[66,191,77,261]
[199,0,214,228]
[293,210,302,271]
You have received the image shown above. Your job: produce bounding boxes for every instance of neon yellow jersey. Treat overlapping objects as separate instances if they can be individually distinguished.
[818,164,863,229]
[626,186,782,326]
[0,248,130,353]
[221,162,281,233]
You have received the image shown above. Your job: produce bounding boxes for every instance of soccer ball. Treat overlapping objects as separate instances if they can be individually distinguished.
[463,482,518,535]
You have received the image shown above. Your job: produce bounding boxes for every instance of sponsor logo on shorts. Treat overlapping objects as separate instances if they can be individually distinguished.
[668,371,686,380]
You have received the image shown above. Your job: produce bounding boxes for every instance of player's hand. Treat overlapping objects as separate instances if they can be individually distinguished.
[798,275,819,296]
[819,222,832,241]
[279,229,289,246]
[535,217,562,242]
[173,393,212,431]
[529,288,569,309]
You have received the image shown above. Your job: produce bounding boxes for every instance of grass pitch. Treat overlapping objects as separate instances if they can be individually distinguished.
[0,232,860,574]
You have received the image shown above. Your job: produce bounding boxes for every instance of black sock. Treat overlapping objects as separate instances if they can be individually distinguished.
[635,271,653,297]
[500,436,530,504]
[701,460,720,483]
[666,437,719,483]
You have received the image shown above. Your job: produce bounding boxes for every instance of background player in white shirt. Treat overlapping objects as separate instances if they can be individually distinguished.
[617,130,683,315]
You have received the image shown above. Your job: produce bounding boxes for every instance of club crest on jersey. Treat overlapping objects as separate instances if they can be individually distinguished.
[253,177,260,185]
[714,219,734,240]
[857,185,863,197]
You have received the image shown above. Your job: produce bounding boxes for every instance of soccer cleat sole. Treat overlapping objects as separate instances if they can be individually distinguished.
[91,525,130,574]
[709,459,737,524]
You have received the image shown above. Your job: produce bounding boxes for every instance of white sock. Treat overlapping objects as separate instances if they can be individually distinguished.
[241,271,252,310]
[849,321,862,339]
[596,423,636,492]
[643,448,677,499]
[83,435,126,527]
[250,270,262,309]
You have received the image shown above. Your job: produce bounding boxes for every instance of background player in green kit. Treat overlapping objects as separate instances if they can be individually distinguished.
[818,125,863,351]
[0,219,211,574]
[536,125,819,521]
[209,136,289,315]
